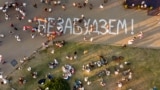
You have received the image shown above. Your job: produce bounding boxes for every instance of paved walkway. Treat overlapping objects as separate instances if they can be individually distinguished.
[0,0,160,76]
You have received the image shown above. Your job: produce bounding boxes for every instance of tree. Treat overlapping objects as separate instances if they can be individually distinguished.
[43,77,70,90]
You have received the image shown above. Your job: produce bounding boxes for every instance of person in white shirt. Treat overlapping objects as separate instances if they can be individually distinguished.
[0,55,2,63]
[0,72,3,79]
[99,4,104,8]
[137,31,143,39]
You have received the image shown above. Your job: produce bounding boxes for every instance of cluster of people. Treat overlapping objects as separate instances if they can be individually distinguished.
[53,1,61,6]
[112,61,133,88]
[72,0,108,10]
[0,0,150,89]
[0,72,9,85]
[83,36,94,42]
[82,56,108,72]
[0,1,28,46]
[41,0,65,11]
[84,77,91,85]
[110,60,133,88]
[24,18,47,39]
[40,0,108,11]
[99,78,106,86]
[23,15,65,42]
[42,40,50,49]
[72,0,89,9]
[48,58,59,69]
[73,80,84,90]
[37,73,54,86]
[41,39,65,56]
[97,68,111,77]
[128,31,143,45]
[62,64,75,80]
[27,18,60,40]
[66,51,78,60]
[83,54,133,88]
[128,1,148,9]
[27,67,38,79]
[140,1,148,9]
[0,1,27,21]
[53,40,65,48]
[112,55,124,63]
[14,35,21,42]
[38,0,111,44]
[31,72,38,79]
[18,77,26,85]
[40,0,61,5]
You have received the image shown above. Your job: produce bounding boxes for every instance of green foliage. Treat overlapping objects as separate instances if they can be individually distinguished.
[43,77,70,90]
[6,42,160,90]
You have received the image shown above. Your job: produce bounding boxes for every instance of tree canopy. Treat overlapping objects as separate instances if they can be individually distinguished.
[43,77,70,90]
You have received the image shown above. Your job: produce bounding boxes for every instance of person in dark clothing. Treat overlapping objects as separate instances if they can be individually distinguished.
[89,4,93,10]
[74,51,77,55]
[33,3,37,8]
[14,27,18,30]
[104,0,108,3]
[83,2,86,7]
[44,8,48,12]
[10,23,14,27]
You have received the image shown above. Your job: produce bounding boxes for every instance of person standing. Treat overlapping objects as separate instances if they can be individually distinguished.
[0,55,6,64]
[0,55,2,63]
[99,4,104,8]
[10,23,14,27]
[62,4,66,11]
[89,4,93,10]
[33,3,37,8]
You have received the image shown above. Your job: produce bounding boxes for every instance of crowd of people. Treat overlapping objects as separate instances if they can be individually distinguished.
[127,31,143,45]
[81,54,133,88]
[48,58,59,69]
[0,1,27,43]
[0,1,26,20]
[66,51,78,60]
[73,80,84,90]
[82,56,108,72]
[62,64,75,80]
[0,0,155,89]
